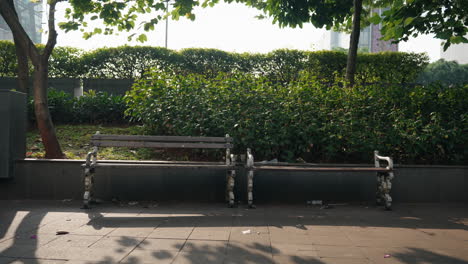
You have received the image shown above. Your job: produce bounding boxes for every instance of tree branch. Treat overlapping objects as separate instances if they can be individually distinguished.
[43,0,58,58]
[0,0,39,64]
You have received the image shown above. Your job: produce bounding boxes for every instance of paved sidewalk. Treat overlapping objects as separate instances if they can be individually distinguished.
[0,201,467,264]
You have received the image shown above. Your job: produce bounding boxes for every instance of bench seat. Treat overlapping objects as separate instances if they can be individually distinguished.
[253,165,392,172]
[82,132,236,208]
[245,149,395,210]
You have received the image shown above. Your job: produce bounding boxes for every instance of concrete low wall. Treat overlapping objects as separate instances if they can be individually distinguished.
[0,159,467,204]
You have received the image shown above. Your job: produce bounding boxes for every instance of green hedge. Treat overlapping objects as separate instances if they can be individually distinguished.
[28,89,128,124]
[417,59,468,85]
[0,41,429,84]
[125,71,468,165]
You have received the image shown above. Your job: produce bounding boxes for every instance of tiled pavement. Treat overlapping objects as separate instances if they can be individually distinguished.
[0,201,467,264]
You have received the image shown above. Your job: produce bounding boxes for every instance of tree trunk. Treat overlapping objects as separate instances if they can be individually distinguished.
[3,0,29,94]
[33,57,64,159]
[14,35,30,94]
[345,0,363,87]
[1,0,65,159]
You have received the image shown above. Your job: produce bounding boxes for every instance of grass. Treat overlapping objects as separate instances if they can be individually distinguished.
[26,124,224,161]
[26,124,151,160]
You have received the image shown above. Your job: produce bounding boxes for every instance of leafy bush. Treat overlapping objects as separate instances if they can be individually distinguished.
[73,90,128,124]
[81,45,180,79]
[28,89,74,123]
[0,40,18,77]
[48,46,85,78]
[417,59,468,85]
[126,71,468,165]
[0,41,429,84]
[28,89,128,124]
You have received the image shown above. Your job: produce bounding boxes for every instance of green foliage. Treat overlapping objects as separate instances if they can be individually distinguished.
[0,40,17,77]
[0,42,429,84]
[226,0,353,29]
[126,71,468,165]
[73,90,128,124]
[26,125,146,159]
[0,41,84,78]
[28,89,128,124]
[356,52,429,84]
[417,59,468,86]
[48,46,85,78]
[28,89,75,123]
[81,45,180,79]
[178,48,242,77]
[379,0,468,50]
[60,0,190,42]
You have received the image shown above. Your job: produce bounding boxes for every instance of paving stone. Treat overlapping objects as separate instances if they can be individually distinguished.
[0,234,57,248]
[182,240,227,253]
[90,236,144,249]
[229,228,270,244]
[172,251,225,264]
[137,238,185,251]
[314,245,366,258]
[34,246,130,262]
[67,260,116,264]
[318,257,372,264]
[305,225,347,237]
[188,227,230,241]
[35,221,87,235]
[272,255,325,264]
[9,259,67,264]
[0,257,15,264]
[148,227,194,239]
[43,234,103,248]
[70,225,116,236]
[226,241,272,257]
[1,202,467,264]
[270,243,317,257]
[107,227,155,238]
[309,235,355,246]
[0,245,37,258]
[225,254,275,264]
[121,249,178,264]
[269,233,312,245]
[361,246,438,264]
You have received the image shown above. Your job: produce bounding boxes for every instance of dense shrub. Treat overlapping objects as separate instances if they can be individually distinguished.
[81,46,180,79]
[126,71,468,165]
[28,89,127,124]
[28,89,75,123]
[48,46,84,78]
[0,40,18,77]
[0,41,429,84]
[417,59,468,85]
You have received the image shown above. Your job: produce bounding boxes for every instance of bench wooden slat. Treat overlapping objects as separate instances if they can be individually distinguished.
[92,134,232,143]
[84,160,227,165]
[86,163,233,169]
[91,140,233,149]
[254,166,392,172]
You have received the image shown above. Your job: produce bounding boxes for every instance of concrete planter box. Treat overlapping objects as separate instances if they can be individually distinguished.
[0,159,466,204]
[0,90,26,179]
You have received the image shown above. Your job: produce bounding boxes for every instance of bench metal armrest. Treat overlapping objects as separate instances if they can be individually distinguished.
[374,150,393,170]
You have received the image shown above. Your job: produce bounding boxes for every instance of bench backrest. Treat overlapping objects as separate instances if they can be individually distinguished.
[91,134,233,149]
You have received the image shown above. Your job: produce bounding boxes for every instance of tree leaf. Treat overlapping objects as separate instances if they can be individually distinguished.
[368,13,381,24]
[403,17,414,26]
[136,33,148,42]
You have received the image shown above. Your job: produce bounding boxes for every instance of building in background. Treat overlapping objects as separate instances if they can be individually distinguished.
[440,43,468,64]
[0,0,43,44]
[320,8,398,53]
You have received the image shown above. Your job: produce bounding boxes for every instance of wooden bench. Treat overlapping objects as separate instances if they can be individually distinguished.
[245,150,394,210]
[82,132,236,208]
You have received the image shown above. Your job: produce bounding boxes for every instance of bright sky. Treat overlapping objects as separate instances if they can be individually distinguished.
[53,2,441,61]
